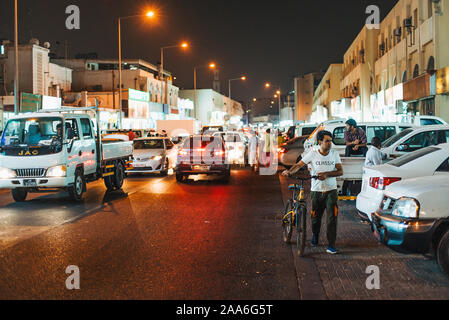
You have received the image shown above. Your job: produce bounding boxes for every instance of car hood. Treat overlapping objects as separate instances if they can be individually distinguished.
[133,149,165,159]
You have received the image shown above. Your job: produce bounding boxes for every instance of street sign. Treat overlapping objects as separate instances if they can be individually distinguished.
[20,92,42,113]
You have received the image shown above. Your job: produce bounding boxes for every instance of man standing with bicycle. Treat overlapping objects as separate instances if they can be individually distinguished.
[282,130,343,254]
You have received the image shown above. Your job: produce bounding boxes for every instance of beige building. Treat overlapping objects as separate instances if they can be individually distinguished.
[374,0,449,122]
[312,64,343,122]
[341,26,379,122]
[294,72,324,122]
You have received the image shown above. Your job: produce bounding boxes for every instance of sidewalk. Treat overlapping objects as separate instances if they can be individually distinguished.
[278,173,449,300]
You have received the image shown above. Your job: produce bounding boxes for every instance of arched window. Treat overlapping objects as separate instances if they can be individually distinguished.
[413,64,420,78]
[402,71,407,83]
[427,56,435,72]
[393,76,397,86]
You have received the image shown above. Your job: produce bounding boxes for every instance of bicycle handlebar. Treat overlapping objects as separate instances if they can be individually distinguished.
[287,174,319,181]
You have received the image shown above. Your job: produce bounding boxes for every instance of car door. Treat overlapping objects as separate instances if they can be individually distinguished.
[392,130,440,157]
[164,138,176,168]
[65,118,83,178]
[80,117,97,175]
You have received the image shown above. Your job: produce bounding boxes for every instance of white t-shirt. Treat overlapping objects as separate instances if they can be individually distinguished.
[302,149,342,192]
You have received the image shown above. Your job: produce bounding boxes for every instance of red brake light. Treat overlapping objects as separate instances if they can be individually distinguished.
[369,177,401,190]
[214,150,225,156]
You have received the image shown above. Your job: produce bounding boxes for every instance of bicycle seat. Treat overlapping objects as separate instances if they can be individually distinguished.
[288,184,301,191]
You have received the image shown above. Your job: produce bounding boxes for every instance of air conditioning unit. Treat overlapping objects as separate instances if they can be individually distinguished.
[403,17,413,28]
[393,27,402,38]
[379,43,385,52]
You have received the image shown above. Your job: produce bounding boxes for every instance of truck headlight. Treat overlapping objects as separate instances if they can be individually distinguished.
[0,167,17,179]
[151,155,163,161]
[46,165,67,177]
[392,197,420,219]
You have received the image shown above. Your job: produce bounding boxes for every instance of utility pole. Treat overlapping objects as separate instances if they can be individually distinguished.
[14,0,19,115]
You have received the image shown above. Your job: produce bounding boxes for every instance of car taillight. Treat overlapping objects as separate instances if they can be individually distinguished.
[178,149,188,156]
[369,177,401,190]
[278,148,288,154]
[214,150,225,156]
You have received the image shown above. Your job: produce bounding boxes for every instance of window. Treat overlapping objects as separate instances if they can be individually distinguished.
[437,157,449,172]
[401,130,440,152]
[382,128,413,148]
[65,119,79,139]
[445,131,449,143]
[164,139,174,150]
[134,139,164,150]
[80,118,93,139]
[389,147,439,167]
[301,126,317,136]
[367,126,397,144]
[333,127,346,146]
[421,119,442,126]
[428,0,434,19]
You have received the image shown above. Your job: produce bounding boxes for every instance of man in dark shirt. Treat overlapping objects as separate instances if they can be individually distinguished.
[344,119,368,157]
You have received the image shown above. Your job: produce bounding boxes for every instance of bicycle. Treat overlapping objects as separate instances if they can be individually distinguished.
[282,174,318,257]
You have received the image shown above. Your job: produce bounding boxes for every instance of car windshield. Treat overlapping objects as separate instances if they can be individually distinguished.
[388,147,440,167]
[134,139,164,150]
[0,117,63,155]
[382,129,414,148]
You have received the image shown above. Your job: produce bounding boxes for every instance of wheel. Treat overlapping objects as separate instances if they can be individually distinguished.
[296,205,308,257]
[161,159,169,176]
[221,169,231,183]
[68,169,85,201]
[104,175,114,191]
[176,173,184,183]
[282,200,294,244]
[437,229,449,276]
[112,161,125,190]
[11,188,28,202]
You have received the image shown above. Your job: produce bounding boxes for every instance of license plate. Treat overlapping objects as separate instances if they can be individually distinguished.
[193,165,209,171]
[23,179,37,187]
[133,163,146,168]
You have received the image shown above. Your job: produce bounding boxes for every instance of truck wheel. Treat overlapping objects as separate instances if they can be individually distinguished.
[104,175,114,191]
[68,169,84,201]
[437,229,449,276]
[113,161,125,190]
[11,188,28,202]
[161,159,169,176]
[176,173,184,183]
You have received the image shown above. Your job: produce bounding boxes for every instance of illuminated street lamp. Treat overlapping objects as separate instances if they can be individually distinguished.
[228,76,247,99]
[264,83,282,124]
[160,41,189,104]
[117,10,156,129]
[194,62,216,120]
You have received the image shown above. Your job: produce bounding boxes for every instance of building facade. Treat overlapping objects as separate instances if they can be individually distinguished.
[313,64,343,122]
[294,72,324,122]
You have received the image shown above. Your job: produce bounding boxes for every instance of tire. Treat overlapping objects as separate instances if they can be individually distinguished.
[104,175,114,191]
[176,173,184,183]
[221,169,231,183]
[437,229,449,276]
[296,205,307,257]
[11,188,28,202]
[68,169,84,201]
[112,161,125,190]
[161,159,169,176]
[282,200,294,244]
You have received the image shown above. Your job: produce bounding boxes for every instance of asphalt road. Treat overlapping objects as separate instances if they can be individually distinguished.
[0,168,300,299]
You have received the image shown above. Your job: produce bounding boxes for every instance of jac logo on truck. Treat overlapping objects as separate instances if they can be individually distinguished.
[18,150,39,156]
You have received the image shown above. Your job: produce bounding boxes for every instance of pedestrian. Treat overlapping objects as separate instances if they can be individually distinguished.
[344,119,368,157]
[161,130,168,137]
[286,127,295,140]
[365,137,384,167]
[248,130,258,168]
[128,130,135,141]
[263,129,273,167]
[283,130,344,254]
[277,131,285,146]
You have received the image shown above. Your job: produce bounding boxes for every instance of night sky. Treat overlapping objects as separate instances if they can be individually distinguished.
[0,0,398,109]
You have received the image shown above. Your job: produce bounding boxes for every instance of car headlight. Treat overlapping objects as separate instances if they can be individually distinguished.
[46,165,67,177]
[0,167,17,179]
[151,155,163,161]
[391,197,420,219]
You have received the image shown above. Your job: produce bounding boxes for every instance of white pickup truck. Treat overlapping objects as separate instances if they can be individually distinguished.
[0,107,133,202]
[371,175,449,276]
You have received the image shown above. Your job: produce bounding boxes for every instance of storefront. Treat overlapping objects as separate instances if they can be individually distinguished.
[123,89,152,130]
[403,73,435,118]
[330,99,352,120]
[311,105,329,123]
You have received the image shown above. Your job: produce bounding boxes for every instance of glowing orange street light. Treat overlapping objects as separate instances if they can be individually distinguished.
[146,10,155,18]
[181,42,189,49]
[241,76,247,81]
[209,63,216,69]
[265,83,271,88]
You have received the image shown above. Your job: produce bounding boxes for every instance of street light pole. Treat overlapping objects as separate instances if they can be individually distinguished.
[193,63,215,122]
[118,17,122,129]
[14,0,19,115]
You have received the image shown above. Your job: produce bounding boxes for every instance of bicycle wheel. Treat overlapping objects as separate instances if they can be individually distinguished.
[296,204,307,257]
[282,200,294,244]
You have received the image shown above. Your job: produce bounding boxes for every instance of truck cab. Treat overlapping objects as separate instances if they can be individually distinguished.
[0,107,133,202]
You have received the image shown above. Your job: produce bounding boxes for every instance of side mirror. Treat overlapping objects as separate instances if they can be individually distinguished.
[66,128,75,140]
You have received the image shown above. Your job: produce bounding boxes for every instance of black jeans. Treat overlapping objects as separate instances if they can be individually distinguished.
[345,145,368,157]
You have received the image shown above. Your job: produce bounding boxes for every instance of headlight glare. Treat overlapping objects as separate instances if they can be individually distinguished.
[151,155,163,161]
[0,167,17,179]
[46,165,67,177]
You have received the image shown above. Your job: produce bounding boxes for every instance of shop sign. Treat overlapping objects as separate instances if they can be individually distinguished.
[20,93,41,113]
[403,74,430,101]
[436,66,449,95]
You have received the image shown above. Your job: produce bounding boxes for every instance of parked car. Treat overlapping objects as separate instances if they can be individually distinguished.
[381,125,449,159]
[127,137,177,176]
[175,135,231,182]
[304,122,414,157]
[399,115,448,126]
[357,143,449,221]
[212,131,247,165]
[278,135,309,168]
[370,174,449,276]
